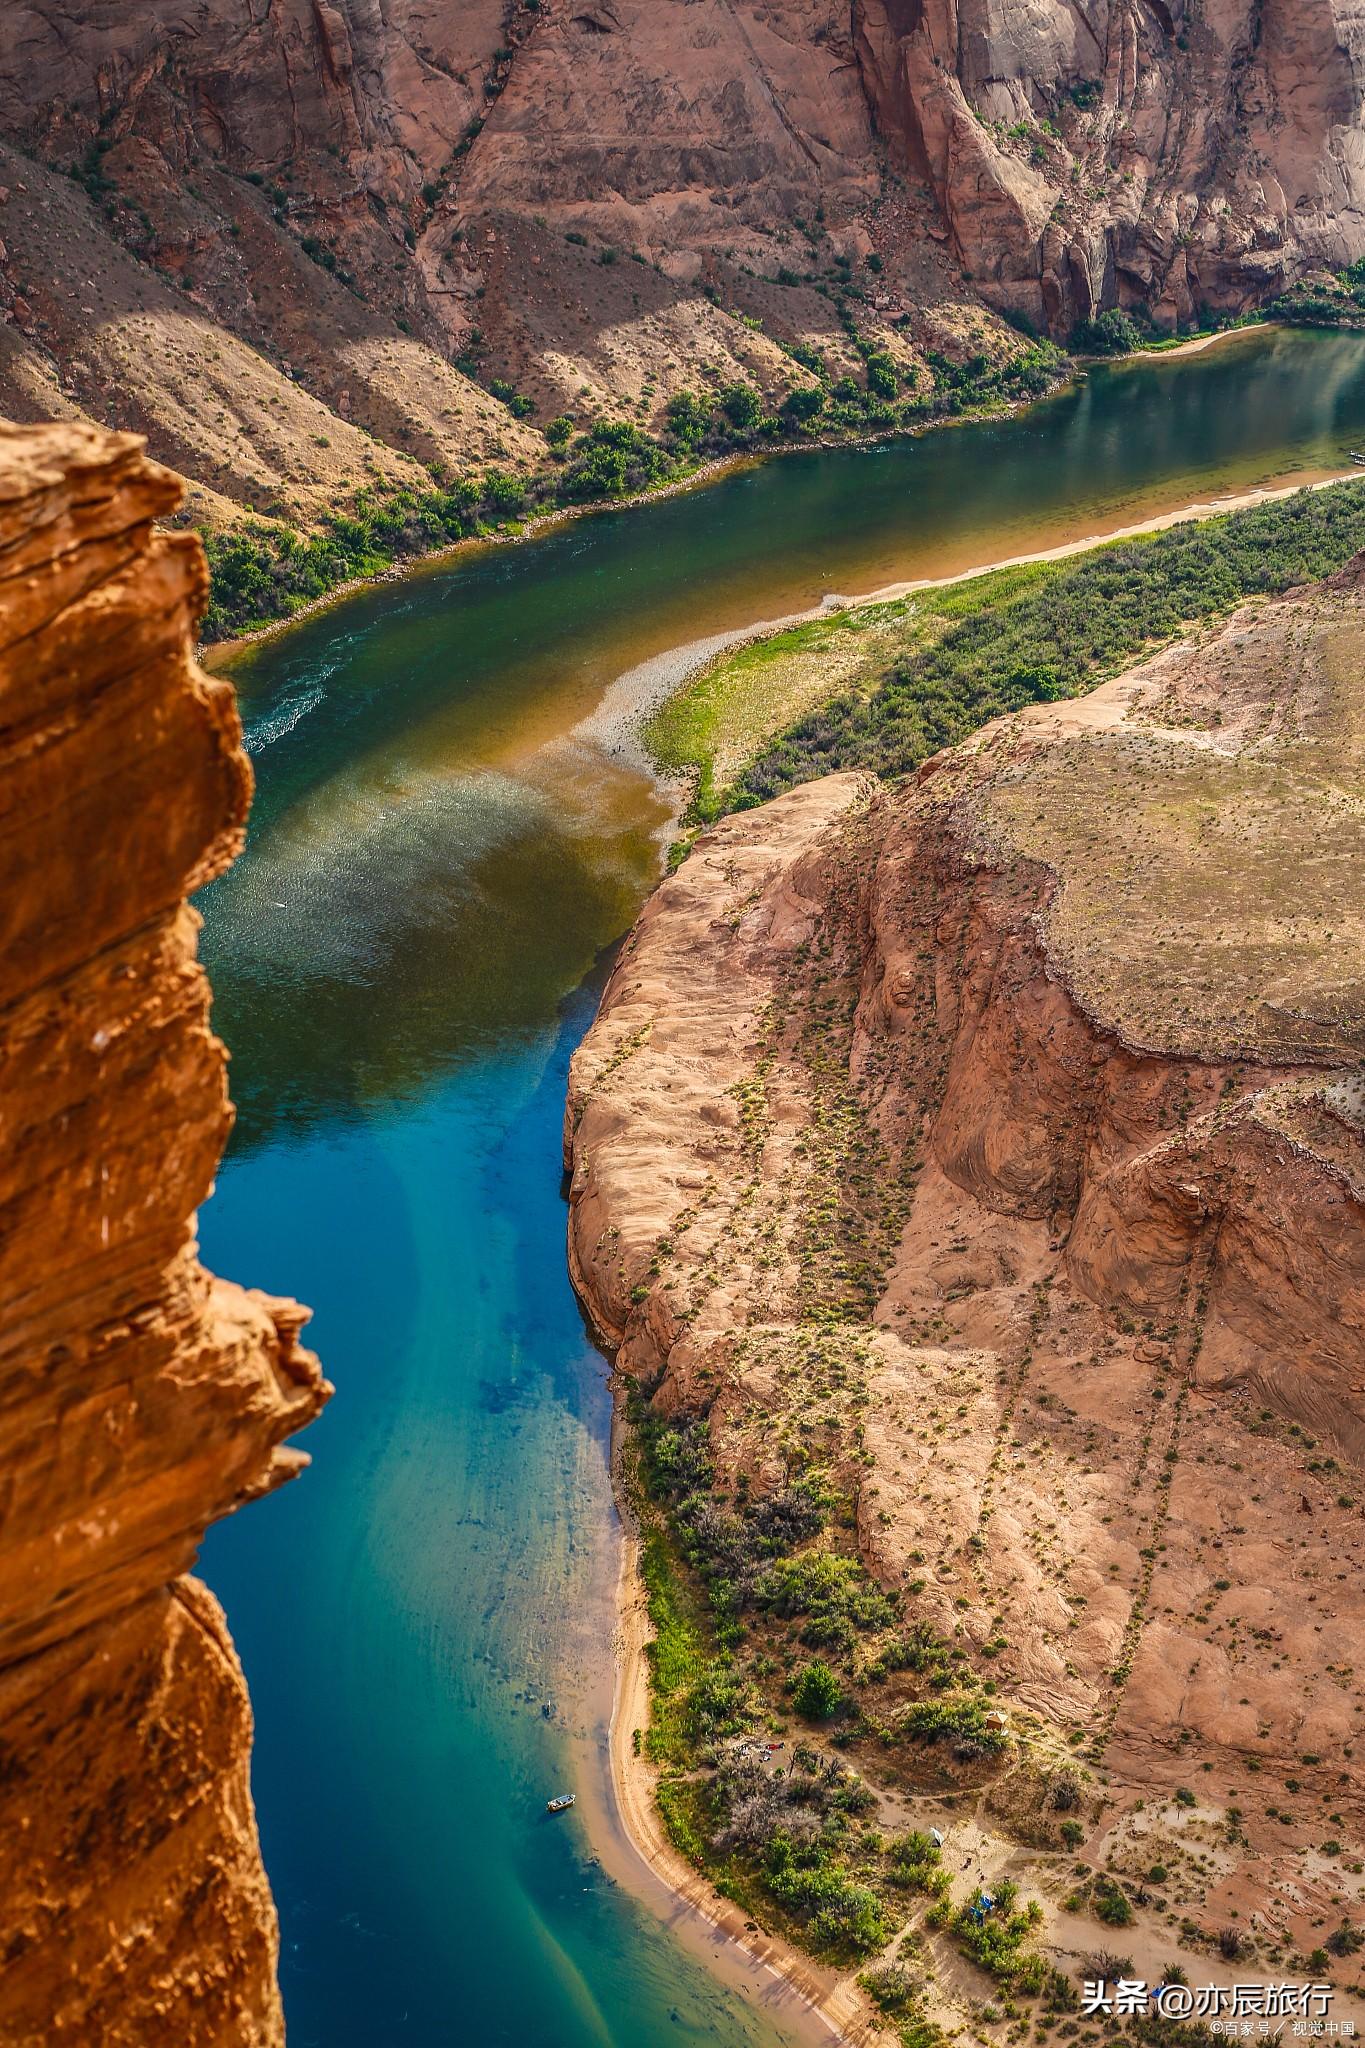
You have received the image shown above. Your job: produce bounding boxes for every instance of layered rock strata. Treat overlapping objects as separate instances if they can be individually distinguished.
[0,422,328,2045]
[0,2,1362,508]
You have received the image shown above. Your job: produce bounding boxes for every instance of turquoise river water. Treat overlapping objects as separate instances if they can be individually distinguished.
[198,326,1365,2047]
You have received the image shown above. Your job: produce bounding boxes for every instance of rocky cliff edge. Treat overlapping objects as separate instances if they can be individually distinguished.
[0,423,329,2045]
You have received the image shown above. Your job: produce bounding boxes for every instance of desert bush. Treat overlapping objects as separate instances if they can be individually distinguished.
[952,1881,1047,1990]
[1093,1877,1135,1928]
[755,1550,894,1650]
[902,1695,1006,1754]
[861,1961,918,2011]
[793,1660,844,1721]
[888,1831,951,1896]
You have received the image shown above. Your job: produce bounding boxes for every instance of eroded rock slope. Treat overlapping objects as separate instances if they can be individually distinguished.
[0,2,1361,511]
[0,423,329,2044]
[568,565,1365,1952]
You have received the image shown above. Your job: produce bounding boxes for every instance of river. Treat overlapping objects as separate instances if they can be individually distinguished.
[197,324,1365,2048]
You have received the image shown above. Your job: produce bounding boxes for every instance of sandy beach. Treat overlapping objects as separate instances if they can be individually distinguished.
[563,1405,885,2048]
[574,467,1364,769]
[1145,321,1273,359]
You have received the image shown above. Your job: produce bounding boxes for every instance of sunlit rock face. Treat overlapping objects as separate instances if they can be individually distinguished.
[857,0,1365,330]
[0,3,1362,515]
[0,422,329,2046]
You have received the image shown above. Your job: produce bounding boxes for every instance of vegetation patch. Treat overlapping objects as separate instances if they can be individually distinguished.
[902,1694,1008,1758]
[1271,259,1365,331]
[638,1524,714,1767]
[643,564,1051,820]
[946,1879,1048,1994]
[731,480,1365,804]
[629,1382,1008,1967]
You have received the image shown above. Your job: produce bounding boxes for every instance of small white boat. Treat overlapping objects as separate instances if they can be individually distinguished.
[546,1792,576,1814]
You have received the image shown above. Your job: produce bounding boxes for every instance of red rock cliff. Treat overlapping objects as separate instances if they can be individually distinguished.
[0,423,329,2045]
[0,2,1360,511]
[567,574,1365,1950]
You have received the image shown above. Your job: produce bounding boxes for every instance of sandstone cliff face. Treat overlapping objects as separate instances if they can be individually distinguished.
[0,423,329,2044]
[0,1,1360,514]
[856,0,1365,330]
[567,575,1365,1946]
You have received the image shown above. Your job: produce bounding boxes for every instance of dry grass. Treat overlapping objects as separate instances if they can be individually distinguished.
[963,597,1365,1060]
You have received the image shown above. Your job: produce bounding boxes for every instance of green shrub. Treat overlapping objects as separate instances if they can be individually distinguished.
[902,1695,1005,1754]
[782,383,826,425]
[1094,1878,1135,1928]
[952,1881,1047,1989]
[664,390,714,447]
[884,1621,954,1681]
[489,376,535,419]
[861,1961,917,2011]
[765,1836,889,1953]
[719,381,763,432]
[889,1830,951,1895]
[558,419,673,502]
[755,1550,894,1650]
[655,1776,711,1861]
[1073,308,1142,355]
[684,1664,753,1740]
[792,1660,844,1721]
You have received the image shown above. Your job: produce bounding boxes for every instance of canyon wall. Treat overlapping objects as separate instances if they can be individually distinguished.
[856,0,1365,332]
[566,570,1365,1937]
[0,422,329,2044]
[0,1,1361,513]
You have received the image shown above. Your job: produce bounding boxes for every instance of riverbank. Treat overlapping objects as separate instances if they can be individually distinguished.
[1149,323,1261,358]
[556,1267,872,2044]
[560,1360,892,2047]
[595,467,1363,809]
[198,355,1081,663]
[565,459,1365,2043]
[199,371,1059,668]
[202,322,1293,665]
[199,450,755,665]
[831,465,1362,617]
[1134,318,1273,361]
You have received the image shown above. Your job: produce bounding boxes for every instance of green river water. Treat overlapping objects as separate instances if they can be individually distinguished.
[197,325,1365,2047]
